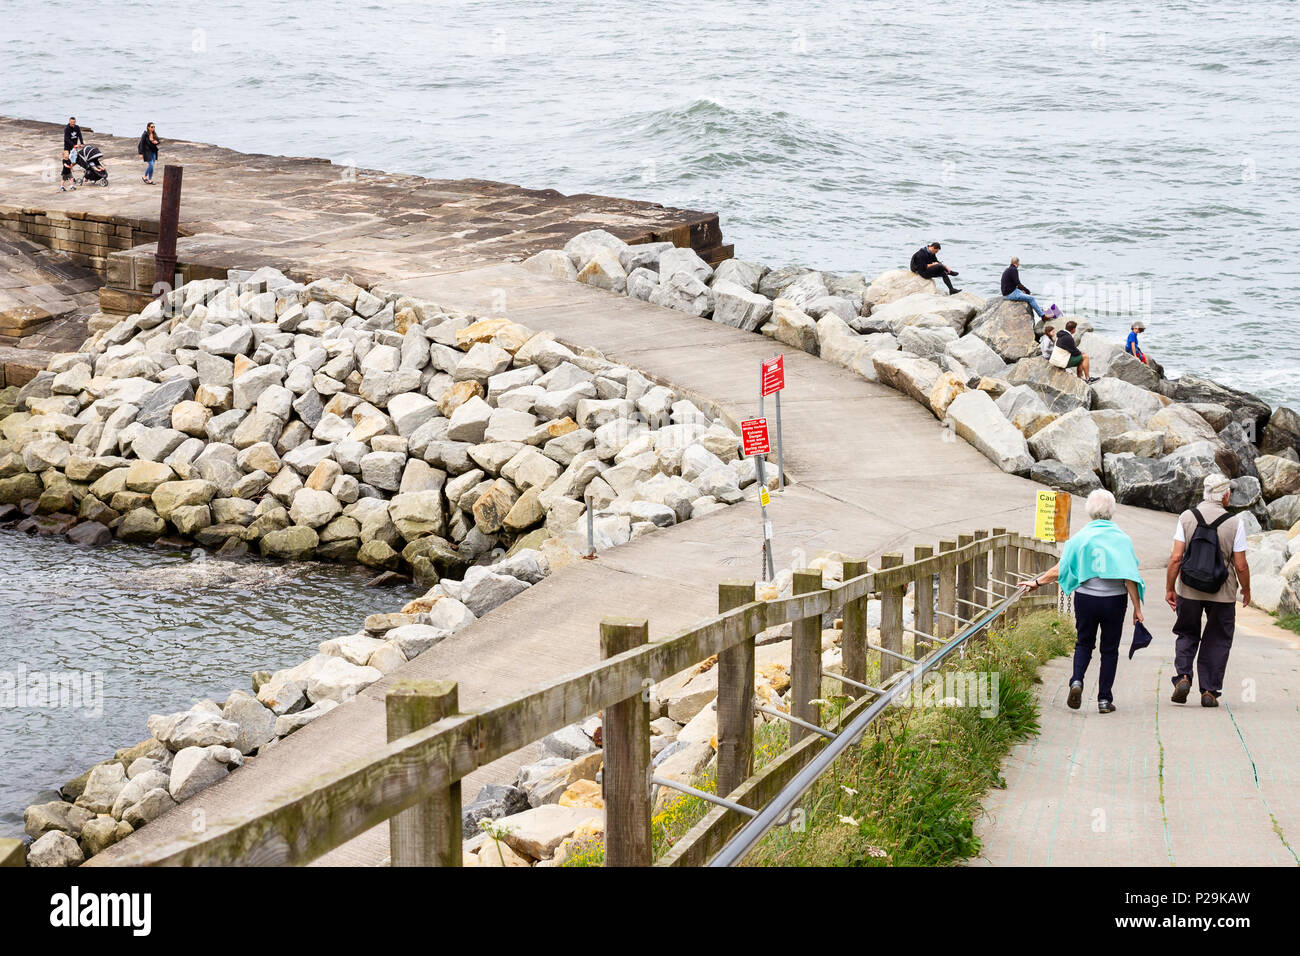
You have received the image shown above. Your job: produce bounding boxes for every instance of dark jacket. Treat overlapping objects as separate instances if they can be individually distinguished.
[910,246,938,275]
[63,124,83,150]
[1054,329,1081,357]
[1001,264,1029,297]
[138,131,159,160]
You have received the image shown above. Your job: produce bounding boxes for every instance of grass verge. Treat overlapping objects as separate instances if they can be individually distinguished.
[563,609,1074,867]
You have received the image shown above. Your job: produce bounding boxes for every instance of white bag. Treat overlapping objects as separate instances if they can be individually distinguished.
[1048,345,1071,369]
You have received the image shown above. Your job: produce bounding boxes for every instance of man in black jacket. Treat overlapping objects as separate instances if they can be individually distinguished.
[63,117,83,151]
[1000,256,1045,318]
[909,242,959,294]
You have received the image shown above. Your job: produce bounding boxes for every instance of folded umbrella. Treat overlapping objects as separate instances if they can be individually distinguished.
[1129,620,1154,659]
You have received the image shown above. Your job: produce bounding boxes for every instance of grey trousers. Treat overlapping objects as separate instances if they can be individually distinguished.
[1172,596,1236,697]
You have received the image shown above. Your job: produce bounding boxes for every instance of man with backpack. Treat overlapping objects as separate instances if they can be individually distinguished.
[1165,474,1251,707]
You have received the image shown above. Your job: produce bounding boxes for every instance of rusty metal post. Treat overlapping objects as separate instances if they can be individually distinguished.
[154,164,183,294]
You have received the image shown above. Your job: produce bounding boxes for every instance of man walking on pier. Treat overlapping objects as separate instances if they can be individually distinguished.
[910,242,960,294]
[63,117,83,152]
[1001,256,1045,318]
[1166,475,1251,708]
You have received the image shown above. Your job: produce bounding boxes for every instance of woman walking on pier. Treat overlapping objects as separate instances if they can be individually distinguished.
[1023,490,1146,714]
[137,123,160,184]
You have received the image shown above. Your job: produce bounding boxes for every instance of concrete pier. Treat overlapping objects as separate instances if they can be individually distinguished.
[0,114,727,383]
[3,116,1293,868]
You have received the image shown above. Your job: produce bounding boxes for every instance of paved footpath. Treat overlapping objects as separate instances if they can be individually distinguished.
[78,266,1297,868]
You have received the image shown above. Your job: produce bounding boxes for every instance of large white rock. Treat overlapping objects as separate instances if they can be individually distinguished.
[387,392,438,437]
[710,279,773,331]
[147,709,241,751]
[457,565,531,616]
[649,272,711,317]
[872,351,943,406]
[869,292,974,334]
[576,248,628,294]
[944,391,1034,475]
[658,247,713,285]
[862,268,937,311]
[563,229,627,269]
[1029,407,1103,474]
[169,745,243,800]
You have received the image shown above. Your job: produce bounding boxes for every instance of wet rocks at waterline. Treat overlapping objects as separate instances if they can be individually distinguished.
[0,269,756,578]
[4,267,762,865]
[534,231,1295,525]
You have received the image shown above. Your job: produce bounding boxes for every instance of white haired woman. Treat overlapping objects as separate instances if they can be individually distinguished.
[1023,489,1146,714]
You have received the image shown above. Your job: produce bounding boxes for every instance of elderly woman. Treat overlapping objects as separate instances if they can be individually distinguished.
[1024,489,1145,714]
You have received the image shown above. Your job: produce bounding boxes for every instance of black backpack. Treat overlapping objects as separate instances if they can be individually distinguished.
[1180,508,1231,593]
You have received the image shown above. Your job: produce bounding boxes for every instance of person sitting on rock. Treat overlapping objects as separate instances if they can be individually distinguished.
[1040,324,1056,360]
[1001,256,1045,318]
[1126,321,1149,364]
[910,242,959,294]
[1054,320,1098,383]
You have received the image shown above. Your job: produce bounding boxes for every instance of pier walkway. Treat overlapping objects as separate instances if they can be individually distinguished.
[2,117,1290,867]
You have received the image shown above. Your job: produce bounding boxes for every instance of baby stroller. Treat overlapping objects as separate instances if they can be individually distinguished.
[73,145,108,187]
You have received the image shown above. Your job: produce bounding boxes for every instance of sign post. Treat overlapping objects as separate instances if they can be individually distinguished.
[761,355,785,490]
[1034,490,1072,543]
[742,417,776,581]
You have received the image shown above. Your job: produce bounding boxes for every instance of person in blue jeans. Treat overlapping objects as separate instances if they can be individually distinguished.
[1000,256,1044,318]
[1023,489,1146,714]
[137,123,160,184]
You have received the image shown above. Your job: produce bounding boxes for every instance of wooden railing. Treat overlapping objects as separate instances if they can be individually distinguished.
[110,528,1060,867]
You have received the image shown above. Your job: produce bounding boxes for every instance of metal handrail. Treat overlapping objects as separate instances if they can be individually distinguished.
[707,585,1028,867]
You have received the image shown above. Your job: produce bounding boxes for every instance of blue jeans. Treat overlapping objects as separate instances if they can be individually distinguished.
[1072,591,1127,702]
[144,155,156,180]
[1005,288,1044,318]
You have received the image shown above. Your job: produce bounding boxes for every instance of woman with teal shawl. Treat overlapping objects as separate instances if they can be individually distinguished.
[1024,489,1145,714]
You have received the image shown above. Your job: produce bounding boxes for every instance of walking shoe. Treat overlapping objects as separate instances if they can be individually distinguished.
[1201,691,1219,708]
[1098,699,1116,714]
[1171,676,1191,703]
[1067,680,1083,709]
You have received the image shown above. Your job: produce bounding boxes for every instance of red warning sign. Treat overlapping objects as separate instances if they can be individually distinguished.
[761,355,785,397]
[741,418,771,457]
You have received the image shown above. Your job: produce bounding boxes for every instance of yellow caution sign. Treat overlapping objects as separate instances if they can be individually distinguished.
[759,485,771,507]
[1035,490,1072,542]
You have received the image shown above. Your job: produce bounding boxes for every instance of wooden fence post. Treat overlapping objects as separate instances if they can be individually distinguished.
[956,533,975,625]
[841,558,871,697]
[879,552,904,681]
[716,580,756,799]
[790,569,825,744]
[0,838,24,867]
[1004,537,1022,626]
[386,679,460,867]
[936,539,957,642]
[990,528,1007,604]
[912,545,934,656]
[972,530,990,640]
[601,616,652,867]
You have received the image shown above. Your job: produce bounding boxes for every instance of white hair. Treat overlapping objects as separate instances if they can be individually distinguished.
[1085,489,1116,520]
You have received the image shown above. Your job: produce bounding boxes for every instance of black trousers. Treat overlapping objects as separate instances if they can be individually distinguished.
[1072,591,1127,702]
[1172,597,1235,696]
[915,263,956,292]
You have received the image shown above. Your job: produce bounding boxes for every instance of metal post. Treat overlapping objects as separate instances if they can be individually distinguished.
[754,456,774,581]
[154,164,183,295]
[775,389,785,491]
[585,493,595,558]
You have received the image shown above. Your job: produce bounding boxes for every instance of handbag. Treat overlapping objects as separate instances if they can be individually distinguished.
[1048,345,1071,369]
